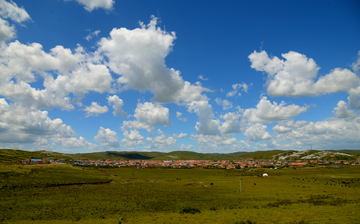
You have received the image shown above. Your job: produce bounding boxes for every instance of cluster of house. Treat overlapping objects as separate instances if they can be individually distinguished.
[70,158,360,169]
[21,158,66,164]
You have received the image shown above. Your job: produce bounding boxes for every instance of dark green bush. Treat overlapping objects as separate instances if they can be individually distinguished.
[180,207,200,214]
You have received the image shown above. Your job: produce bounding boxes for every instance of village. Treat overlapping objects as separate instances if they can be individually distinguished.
[20,150,360,168]
[68,157,360,169]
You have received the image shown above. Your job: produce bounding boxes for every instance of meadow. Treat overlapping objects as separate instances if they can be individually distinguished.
[1,164,360,224]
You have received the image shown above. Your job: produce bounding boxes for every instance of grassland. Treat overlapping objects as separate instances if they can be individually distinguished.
[1,163,360,224]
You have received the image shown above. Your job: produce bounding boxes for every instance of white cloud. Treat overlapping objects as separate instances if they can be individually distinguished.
[66,0,114,12]
[187,100,220,135]
[0,0,30,23]
[244,123,271,142]
[53,136,97,151]
[272,125,291,133]
[226,82,252,97]
[0,41,114,111]
[179,117,187,122]
[190,134,250,152]
[333,100,357,118]
[198,74,208,80]
[173,133,187,139]
[85,30,100,41]
[215,98,233,110]
[0,17,15,41]
[249,50,360,97]
[243,96,309,123]
[0,99,96,151]
[107,95,127,118]
[352,50,360,73]
[98,16,209,103]
[122,129,144,141]
[176,111,187,122]
[272,120,308,133]
[147,129,176,149]
[348,86,360,109]
[122,102,171,131]
[94,127,120,149]
[84,102,108,117]
[275,117,360,150]
[121,138,144,150]
[0,99,76,145]
[178,144,193,150]
[219,112,243,134]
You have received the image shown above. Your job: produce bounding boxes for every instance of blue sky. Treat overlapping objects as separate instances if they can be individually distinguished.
[0,0,360,153]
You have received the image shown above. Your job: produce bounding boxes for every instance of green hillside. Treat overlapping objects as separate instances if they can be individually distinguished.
[69,150,285,161]
[2,149,359,164]
[0,149,70,164]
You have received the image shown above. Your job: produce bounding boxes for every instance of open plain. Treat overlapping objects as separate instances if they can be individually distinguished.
[1,163,360,224]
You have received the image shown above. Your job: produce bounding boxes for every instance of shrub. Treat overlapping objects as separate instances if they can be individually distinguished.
[180,207,201,214]
[235,220,256,224]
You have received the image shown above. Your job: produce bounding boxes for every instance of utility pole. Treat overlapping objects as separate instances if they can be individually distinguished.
[132,173,134,187]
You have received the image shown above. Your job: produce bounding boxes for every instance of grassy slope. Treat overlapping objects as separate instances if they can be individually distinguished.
[2,149,359,163]
[71,150,287,161]
[1,165,360,223]
[0,149,70,164]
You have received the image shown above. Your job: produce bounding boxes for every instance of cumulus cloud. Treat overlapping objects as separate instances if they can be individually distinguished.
[190,134,250,152]
[0,41,114,111]
[219,112,243,134]
[226,82,252,97]
[121,138,144,150]
[107,95,127,118]
[352,50,360,73]
[272,120,309,133]
[53,136,97,151]
[275,117,360,150]
[244,123,271,142]
[333,100,357,118]
[94,127,120,149]
[188,100,245,136]
[0,0,30,23]
[122,102,171,131]
[98,16,209,103]
[173,133,187,139]
[147,129,176,149]
[122,129,144,141]
[0,17,15,41]
[348,86,360,109]
[249,50,360,97]
[84,102,108,117]
[178,144,193,150]
[0,99,88,149]
[65,0,114,12]
[187,100,220,135]
[215,98,233,110]
[243,96,309,123]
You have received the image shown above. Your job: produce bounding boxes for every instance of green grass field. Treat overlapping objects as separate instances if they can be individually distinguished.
[1,164,360,223]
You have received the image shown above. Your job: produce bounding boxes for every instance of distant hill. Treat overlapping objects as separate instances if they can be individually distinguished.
[71,150,286,161]
[0,149,71,164]
[1,149,359,164]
